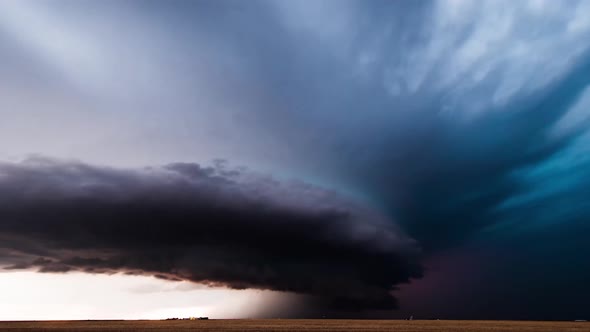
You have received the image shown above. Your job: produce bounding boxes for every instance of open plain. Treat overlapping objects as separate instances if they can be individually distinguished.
[0,319,588,332]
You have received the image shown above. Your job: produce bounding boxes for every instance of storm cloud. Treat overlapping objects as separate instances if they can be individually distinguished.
[0,157,421,310]
[2,0,590,319]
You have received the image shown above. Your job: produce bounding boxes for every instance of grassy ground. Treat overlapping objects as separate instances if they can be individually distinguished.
[0,319,588,331]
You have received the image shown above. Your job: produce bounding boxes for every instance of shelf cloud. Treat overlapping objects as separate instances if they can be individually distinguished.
[0,157,421,310]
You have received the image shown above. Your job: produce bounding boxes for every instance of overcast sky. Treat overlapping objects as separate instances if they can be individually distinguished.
[1,0,590,320]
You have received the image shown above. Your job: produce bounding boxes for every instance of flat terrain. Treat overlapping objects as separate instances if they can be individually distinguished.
[0,319,588,332]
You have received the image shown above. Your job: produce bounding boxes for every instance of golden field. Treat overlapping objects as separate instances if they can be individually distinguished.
[0,319,588,331]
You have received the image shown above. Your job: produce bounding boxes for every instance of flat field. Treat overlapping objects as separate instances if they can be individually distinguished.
[0,319,588,331]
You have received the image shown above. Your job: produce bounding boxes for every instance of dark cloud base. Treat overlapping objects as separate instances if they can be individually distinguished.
[0,157,422,311]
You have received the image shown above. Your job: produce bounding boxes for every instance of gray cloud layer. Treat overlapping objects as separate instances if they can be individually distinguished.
[2,0,590,319]
[0,158,421,310]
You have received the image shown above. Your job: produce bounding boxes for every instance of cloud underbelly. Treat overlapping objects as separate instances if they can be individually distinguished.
[0,157,422,310]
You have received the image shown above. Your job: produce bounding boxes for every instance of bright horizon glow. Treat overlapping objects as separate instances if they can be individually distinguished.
[0,271,288,320]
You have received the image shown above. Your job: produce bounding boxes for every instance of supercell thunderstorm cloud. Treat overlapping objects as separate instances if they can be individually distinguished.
[1,0,590,320]
[0,158,421,310]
